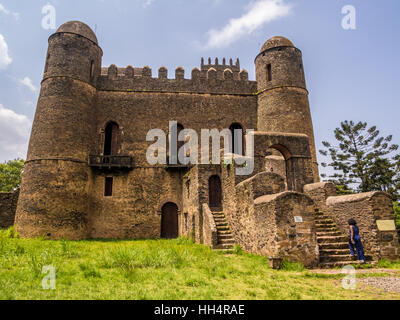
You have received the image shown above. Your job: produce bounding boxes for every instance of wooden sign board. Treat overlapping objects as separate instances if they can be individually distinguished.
[376,220,396,231]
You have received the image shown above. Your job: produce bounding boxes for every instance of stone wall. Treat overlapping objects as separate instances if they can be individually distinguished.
[222,165,318,267]
[0,190,19,229]
[304,182,337,213]
[327,192,399,261]
[202,203,218,248]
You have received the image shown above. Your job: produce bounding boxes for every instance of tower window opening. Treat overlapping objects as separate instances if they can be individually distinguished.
[90,60,95,79]
[104,122,119,156]
[105,177,113,197]
[267,64,272,82]
[229,123,244,155]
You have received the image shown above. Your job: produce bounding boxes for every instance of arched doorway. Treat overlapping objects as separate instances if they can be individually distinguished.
[161,203,179,239]
[209,175,222,209]
[229,123,244,155]
[104,122,119,156]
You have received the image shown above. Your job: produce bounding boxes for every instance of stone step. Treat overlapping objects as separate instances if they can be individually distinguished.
[315,222,336,227]
[315,219,335,224]
[316,228,339,233]
[215,222,228,227]
[217,229,232,234]
[319,248,350,255]
[215,243,234,250]
[219,238,235,244]
[214,217,226,221]
[216,225,230,231]
[317,231,343,237]
[318,242,349,250]
[317,235,348,244]
[320,254,354,263]
[319,261,361,269]
[218,233,233,239]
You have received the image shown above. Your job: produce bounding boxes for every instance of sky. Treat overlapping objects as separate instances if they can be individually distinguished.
[0,0,399,174]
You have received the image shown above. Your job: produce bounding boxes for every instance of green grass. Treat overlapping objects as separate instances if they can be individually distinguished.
[0,228,399,300]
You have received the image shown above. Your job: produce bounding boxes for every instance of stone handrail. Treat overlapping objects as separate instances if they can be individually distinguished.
[202,203,218,248]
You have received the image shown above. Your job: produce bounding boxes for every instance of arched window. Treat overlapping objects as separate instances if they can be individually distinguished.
[104,122,119,156]
[229,123,244,155]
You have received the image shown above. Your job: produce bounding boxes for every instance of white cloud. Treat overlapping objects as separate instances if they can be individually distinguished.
[0,3,19,20]
[0,34,12,69]
[142,0,155,8]
[20,77,38,92]
[0,104,31,161]
[205,0,292,49]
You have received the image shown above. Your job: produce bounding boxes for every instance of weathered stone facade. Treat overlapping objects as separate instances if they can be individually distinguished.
[13,21,398,267]
[0,190,19,229]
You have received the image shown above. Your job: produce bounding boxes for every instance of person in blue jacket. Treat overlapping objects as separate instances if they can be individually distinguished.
[348,219,366,263]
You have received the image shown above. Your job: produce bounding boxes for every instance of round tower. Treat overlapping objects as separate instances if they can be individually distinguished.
[15,21,102,239]
[255,36,319,182]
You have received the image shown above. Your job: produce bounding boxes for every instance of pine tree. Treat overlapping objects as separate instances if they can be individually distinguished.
[319,121,399,199]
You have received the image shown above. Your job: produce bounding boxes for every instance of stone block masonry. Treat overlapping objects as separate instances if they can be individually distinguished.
[0,190,19,229]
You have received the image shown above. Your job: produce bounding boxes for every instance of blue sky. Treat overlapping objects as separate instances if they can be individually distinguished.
[0,0,399,170]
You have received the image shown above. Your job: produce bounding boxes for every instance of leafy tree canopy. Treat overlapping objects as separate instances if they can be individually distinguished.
[0,159,25,192]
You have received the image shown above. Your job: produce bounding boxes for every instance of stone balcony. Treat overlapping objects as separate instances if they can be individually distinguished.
[89,155,133,170]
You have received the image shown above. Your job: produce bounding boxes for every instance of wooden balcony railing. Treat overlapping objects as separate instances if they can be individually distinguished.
[89,155,133,170]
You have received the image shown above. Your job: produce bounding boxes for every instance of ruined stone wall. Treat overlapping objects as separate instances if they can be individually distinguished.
[304,182,337,214]
[0,190,19,229]
[253,192,319,267]
[327,192,399,261]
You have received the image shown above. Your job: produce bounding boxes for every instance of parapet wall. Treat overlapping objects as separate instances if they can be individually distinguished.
[97,64,257,95]
[0,190,19,229]
[327,192,399,261]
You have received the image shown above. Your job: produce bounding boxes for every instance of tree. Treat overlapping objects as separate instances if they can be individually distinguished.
[319,121,399,199]
[0,159,25,192]
[394,202,400,228]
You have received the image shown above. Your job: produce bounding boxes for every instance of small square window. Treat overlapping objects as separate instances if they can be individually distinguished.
[105,177,113,197]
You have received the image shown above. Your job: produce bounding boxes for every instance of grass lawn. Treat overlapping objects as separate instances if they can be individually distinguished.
[0,228,399,300]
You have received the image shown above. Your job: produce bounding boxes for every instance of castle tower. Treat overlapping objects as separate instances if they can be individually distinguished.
[14,21,102,239]
[255,36,319,182]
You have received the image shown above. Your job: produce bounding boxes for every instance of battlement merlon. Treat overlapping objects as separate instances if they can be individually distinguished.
[97,63,257,95]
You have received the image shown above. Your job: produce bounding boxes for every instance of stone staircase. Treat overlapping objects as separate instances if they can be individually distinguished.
[315,210,358,268]
[212,211,235,252]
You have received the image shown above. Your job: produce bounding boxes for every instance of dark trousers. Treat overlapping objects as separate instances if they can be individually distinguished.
[349,238,365,261]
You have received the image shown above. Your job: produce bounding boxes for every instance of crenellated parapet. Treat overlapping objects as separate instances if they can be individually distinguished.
[97,59,256,95]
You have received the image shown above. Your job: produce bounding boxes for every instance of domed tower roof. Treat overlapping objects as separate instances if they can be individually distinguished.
[260,36,294,52]
[56,21,98,44]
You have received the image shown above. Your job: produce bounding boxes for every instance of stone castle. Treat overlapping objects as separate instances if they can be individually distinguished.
[5,21,398,267]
